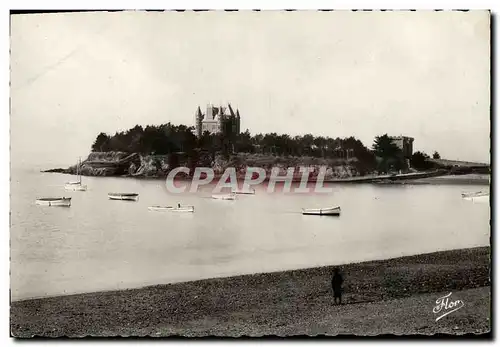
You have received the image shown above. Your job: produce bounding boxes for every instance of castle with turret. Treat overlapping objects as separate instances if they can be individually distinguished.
[195,104,241,138]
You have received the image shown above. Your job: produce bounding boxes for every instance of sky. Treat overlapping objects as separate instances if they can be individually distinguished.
[10,10,491,169]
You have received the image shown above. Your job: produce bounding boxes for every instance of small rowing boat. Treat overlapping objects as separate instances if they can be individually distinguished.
[212,193,236,200]
[35,197,72,207]
[302,206,341,216]
[108,193,139,201]
[148,205,194,212]
[231,187,255,195]
[461,191,489,198]
[461,191,489,203]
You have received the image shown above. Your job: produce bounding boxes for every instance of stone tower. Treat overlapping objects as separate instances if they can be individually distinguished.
[195,106,204,138]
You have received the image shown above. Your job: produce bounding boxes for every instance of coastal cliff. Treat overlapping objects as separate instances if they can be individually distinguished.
[45,151,488,183]
[46,151,362,180]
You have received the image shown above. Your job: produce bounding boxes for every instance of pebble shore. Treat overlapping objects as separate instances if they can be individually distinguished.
[11,246,490,337]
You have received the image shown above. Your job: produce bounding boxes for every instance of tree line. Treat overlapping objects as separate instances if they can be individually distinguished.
[91,123,439,173]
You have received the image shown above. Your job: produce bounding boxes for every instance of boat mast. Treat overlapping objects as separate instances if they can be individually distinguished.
[78,157,82,184]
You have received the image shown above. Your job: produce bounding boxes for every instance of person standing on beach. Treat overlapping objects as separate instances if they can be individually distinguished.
[331,268,344,305]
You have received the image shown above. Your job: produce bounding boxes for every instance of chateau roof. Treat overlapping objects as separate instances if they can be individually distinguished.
[390,135,414,141]
[227,103,236,117]
[196,106,203,117]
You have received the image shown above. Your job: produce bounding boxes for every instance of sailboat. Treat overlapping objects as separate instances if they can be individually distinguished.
[65,158,87,191]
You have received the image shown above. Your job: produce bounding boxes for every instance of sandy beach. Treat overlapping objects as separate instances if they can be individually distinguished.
[11,246,490,337]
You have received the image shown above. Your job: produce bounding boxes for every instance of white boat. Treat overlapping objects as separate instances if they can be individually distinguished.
[211,193,236,200]
[148,205,194,212]
[462,191,489,203]
[65,182,87,191]
[461,191,489,198]
[65,157,87,191]
[302,206,341,216]
[231,187,255,195]
[35,197,72,207]
[108,193,139,201]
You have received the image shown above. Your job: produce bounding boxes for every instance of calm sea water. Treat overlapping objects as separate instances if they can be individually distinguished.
[10,169,490,301]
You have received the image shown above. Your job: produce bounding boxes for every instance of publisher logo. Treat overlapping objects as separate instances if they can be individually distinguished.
[433,292,464,322]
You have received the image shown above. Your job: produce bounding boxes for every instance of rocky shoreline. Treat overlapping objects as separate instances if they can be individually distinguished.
[11,246,491,337]
[43,152,489,185]
[44,151,363,179]
[43,166,490,186]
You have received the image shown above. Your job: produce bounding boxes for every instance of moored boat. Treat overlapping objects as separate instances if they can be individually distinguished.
[231,187,255,195]
[35,197,72,207]
[461,191,489,203]
[65,157,87,191]
[461,191,489,198]
[148,205,194,212]
[211,193,236,200]
[302,206,341,216]
[108,193,139,201]
[65,182,87,191]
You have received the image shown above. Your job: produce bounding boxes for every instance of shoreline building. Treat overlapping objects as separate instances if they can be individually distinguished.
[389,135,414,159]
[195,104,241,138]
[390,135,414,170]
